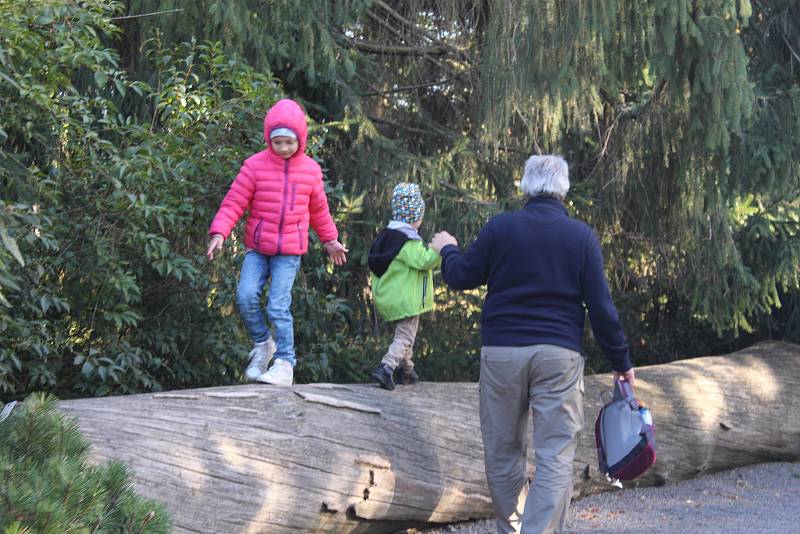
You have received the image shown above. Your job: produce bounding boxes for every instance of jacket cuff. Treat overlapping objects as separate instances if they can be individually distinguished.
[320,232,339,244]
[441,244,460,256]
[610,354,633,374]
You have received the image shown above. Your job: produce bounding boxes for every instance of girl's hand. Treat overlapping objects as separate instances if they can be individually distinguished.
[323,240,348,266]
[206,234,224,260]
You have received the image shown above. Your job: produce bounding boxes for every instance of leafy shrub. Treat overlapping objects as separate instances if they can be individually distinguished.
[0,0,481,396]
[0,0,355,397]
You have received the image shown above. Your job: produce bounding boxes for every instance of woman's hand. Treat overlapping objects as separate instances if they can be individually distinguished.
[323,240,349,266]
[206,234,224,260]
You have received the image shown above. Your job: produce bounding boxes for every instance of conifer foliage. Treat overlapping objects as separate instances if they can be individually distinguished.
[0,394,170,533]
[122,0,800,355]
[1,0,798,397]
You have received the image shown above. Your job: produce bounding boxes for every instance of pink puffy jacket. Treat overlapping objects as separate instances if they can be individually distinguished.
[208,99,338,255]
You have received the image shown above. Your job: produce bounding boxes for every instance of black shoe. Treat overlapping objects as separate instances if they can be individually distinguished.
[370,363,396,390]
[399,367,419,385]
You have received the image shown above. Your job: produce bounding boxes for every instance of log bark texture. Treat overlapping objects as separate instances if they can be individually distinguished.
[59,341,800,533]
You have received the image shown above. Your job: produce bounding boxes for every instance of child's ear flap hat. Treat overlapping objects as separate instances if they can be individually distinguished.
[269,127,297,140]
[391,182,425,223]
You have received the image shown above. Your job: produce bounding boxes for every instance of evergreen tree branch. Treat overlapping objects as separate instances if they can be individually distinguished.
[341,37,448,55]
[364,9,409,42]
[110,9,184,21]
[436,180,498,205]
[372,0,470,60]
[368,115,432,134]
[358,70,470,96]
[781,34,800,66]
[368,113,525,159]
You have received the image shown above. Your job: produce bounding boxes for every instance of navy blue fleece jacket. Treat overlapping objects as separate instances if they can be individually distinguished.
[439,197,632,373]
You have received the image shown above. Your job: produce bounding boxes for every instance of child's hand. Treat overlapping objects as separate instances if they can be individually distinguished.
[206,234,224,260]
[323,240,348,266]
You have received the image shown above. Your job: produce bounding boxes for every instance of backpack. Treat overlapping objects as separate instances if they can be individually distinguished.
[594,379,656,484]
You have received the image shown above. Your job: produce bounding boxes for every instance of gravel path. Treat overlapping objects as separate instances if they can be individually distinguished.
[410,462,800,534]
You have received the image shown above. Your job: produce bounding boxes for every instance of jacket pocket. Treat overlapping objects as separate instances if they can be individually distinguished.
[481,346,512,363]
[421,274,428,308]
[540,347,582,361]
[296,221,303,249]
[254,219,264,248]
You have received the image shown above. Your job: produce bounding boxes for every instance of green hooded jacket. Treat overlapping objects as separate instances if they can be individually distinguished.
[368,228,441,321]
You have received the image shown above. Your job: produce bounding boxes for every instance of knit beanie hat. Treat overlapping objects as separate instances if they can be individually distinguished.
[269,127,297,140]
[391,182,425,223]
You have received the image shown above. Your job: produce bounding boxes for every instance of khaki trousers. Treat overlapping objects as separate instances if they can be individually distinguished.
[380,315,420,369]
[479,344,584,534]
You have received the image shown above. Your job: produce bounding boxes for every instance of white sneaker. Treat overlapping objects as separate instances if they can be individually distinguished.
[245,339,276,381]
[257,358,293,386]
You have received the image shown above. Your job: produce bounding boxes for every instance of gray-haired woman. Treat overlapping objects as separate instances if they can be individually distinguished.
[430,155,635,534]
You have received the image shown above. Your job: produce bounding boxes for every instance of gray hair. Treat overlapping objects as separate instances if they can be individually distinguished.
[520,155,570,200]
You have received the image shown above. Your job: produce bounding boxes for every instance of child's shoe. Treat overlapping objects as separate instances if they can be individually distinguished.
[245,338,276,381]
[371,363,396,391]
[399,367,419,385]
[257,358,293,386]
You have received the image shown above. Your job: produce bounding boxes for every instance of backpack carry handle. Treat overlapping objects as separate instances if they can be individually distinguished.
[614,378,639,409]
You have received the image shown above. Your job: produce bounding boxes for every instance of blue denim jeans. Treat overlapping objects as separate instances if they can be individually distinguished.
[237,252,301,366]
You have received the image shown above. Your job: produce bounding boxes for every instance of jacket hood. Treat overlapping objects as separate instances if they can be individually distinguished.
[263,99,308,157]
[387,220,422,240]
[368,228,411,277]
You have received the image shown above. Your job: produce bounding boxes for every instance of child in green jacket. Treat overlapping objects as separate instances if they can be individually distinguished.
[368,183,441,390]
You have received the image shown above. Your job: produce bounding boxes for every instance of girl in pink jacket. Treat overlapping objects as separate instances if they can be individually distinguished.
[206,99,347,386]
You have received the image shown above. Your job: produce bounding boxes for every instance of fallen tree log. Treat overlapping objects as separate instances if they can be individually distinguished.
[59,341,800,533]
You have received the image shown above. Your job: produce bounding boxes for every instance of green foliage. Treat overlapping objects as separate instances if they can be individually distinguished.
[1,0,799,399]
[0,0,352,397]
[119,1,368,90]
[0,0,127,395]
[0,393,170,533]
[478,0,799,338]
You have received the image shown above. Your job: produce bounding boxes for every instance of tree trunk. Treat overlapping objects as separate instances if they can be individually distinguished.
[59,341,800,533]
